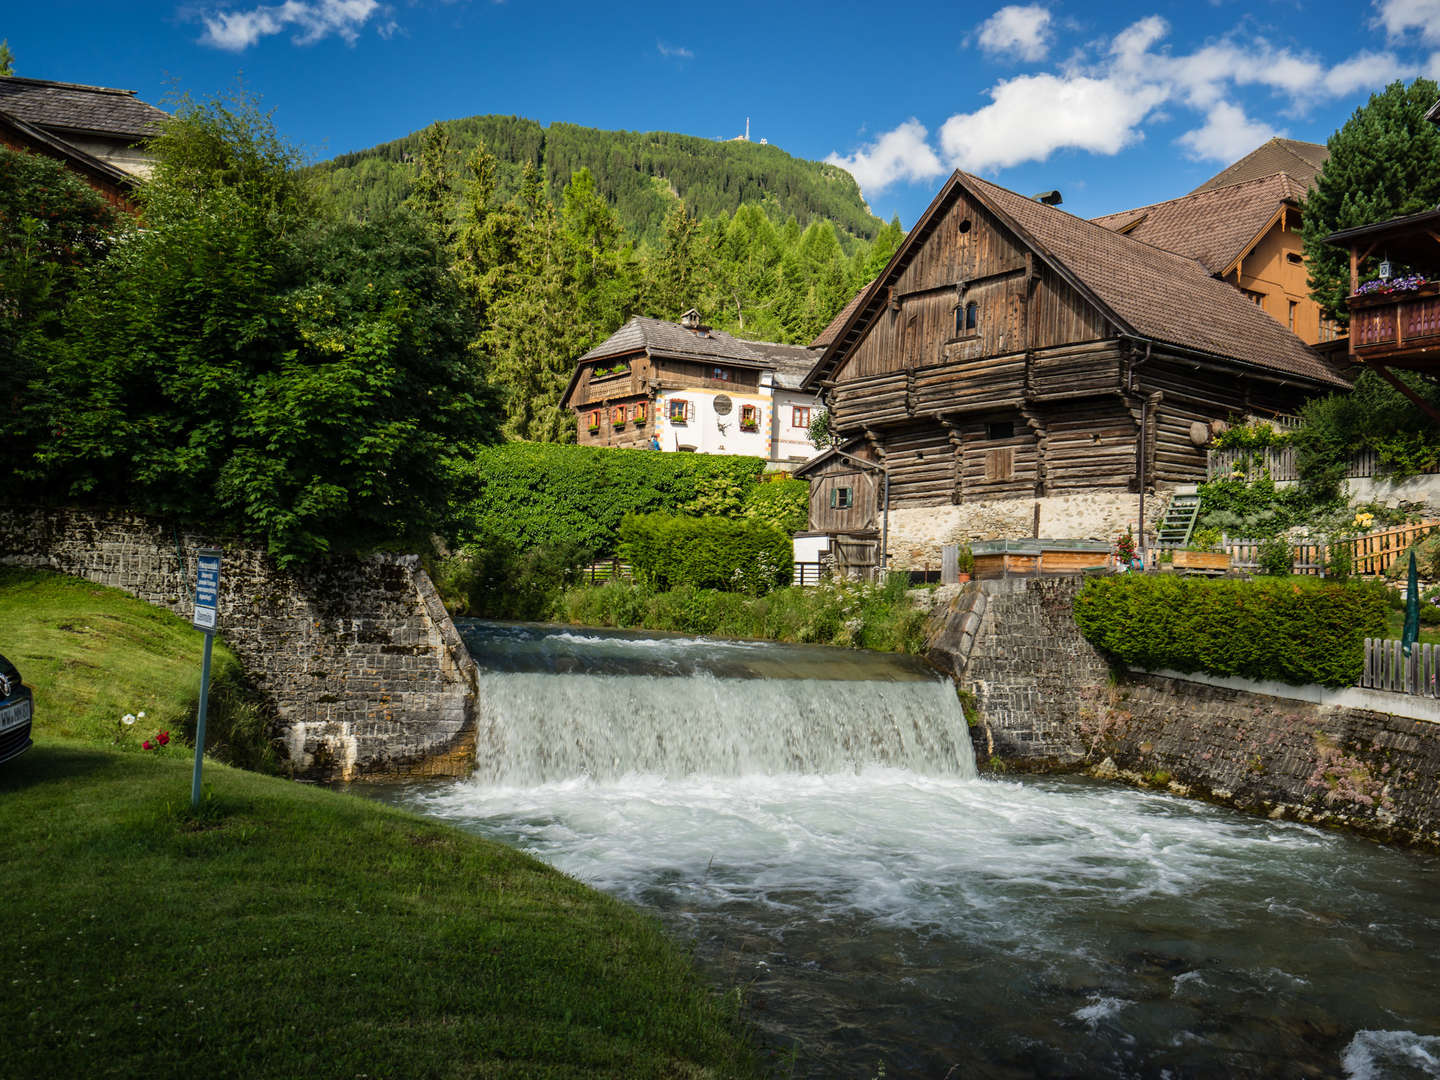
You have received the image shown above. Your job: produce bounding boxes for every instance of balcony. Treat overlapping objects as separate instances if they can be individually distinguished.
[1348,283,1440,367]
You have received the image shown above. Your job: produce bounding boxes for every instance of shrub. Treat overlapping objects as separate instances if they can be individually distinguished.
[1072,575,1388,687]
[1257,536,1294,576]
[448,443,768,555]
[1189,526,1222,553]
[620,513,791,594]
[1325,534,1354,582]
[1386,532,1440,581]
[428,527,594,619]
[741,478,809,534]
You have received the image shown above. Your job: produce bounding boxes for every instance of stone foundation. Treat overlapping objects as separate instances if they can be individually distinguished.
[926,576,1440,849]
[0,508,477,782]
[886,491,1169,570]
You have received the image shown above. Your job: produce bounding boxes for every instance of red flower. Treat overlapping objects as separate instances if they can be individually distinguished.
[142,741,152,751]
[157,731,170,746]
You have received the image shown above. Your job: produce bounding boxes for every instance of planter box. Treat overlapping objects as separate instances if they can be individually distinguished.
[973,538,1115,579]
[1172,550,1231,572]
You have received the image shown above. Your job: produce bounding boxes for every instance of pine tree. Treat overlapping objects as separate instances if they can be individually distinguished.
[1302,78,1440,323]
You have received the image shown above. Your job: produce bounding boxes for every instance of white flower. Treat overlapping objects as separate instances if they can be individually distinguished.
[137,712,146,719]
[121,714,136,726]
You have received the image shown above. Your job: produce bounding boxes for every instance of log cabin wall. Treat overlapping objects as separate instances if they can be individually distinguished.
[572,349,654,447]
[654,358,762,392]
[806,462,879,535]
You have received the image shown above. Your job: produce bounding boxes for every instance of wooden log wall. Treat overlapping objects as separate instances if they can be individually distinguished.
[1043,403,1141,493]
[875,422,958,507]
[655,358,762,391]
[571,350,650,407]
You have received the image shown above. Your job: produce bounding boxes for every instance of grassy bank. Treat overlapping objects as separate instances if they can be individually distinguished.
[0,570,762,1078]
[0,568,273,769]
[554,576,932,654]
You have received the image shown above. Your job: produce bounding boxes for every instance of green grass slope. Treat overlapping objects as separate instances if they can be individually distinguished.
[0,572,761,1079]
[309,114,881,246]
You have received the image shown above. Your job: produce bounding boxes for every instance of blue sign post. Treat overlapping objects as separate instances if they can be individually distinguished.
[191,549,221,809]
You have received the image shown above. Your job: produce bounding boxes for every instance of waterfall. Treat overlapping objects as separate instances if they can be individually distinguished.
[458,622,977,785]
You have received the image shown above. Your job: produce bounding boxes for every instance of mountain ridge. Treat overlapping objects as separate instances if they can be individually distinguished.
[308,114,883,246]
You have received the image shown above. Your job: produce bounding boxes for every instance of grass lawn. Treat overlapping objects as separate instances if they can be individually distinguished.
[1380,609,1440,646]
[0,572,762,1079]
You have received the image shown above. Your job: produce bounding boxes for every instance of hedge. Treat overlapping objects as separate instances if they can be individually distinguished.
[1072,575,1389,687]
[619,513,792,594]
[447,443,770,554]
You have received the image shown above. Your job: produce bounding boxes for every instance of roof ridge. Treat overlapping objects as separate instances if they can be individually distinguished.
[0,75,139,97]
[1094,170,1301,223]
[966,172,1216,278]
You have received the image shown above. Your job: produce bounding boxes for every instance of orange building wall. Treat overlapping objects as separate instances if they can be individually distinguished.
[1225,215,1339,346]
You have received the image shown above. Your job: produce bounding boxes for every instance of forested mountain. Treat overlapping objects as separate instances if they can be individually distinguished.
[309,115,883,246]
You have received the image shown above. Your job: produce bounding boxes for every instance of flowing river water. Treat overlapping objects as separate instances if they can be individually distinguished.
[362,622,1440,1078]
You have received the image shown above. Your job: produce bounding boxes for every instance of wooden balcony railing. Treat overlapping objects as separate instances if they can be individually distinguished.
[1348,284,1440,361]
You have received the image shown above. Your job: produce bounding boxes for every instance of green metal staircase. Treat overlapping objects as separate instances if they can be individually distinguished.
[1156,492,1200,550]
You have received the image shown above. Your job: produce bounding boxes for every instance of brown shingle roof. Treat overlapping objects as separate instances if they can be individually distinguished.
[0,76,167,139]
[965,173,1344,387]
[1189,137,1328,194]
[1091,172,1305,275]
[810,283,871,348]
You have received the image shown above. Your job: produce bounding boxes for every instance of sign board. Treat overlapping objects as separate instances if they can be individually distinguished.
[192,548,221,633]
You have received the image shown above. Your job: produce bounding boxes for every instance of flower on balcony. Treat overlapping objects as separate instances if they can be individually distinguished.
[1355,274,1431,297]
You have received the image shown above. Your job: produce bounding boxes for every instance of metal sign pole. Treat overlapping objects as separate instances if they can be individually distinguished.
[190,548,222,809]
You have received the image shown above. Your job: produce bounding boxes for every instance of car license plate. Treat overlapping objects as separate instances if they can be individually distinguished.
[0,698,31,732]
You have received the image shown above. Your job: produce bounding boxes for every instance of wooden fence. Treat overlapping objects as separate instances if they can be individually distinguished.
[793,561,825,587]
[1205,446,1405,483]
[1361,638,1440,698]
[1222,521,1438,578]
[580,559,631,585]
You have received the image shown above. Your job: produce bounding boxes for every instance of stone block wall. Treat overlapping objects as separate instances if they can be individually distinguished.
[926,575,1440,849]
[0,508,476,781]
[885,491,1168,570]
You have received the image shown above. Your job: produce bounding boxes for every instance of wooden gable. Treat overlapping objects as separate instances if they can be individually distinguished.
[831,189,1113,384]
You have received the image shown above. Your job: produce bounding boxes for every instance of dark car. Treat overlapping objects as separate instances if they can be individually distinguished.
[0,652,34,765]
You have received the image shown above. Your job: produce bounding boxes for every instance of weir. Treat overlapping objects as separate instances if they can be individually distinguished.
[457,621,976,784]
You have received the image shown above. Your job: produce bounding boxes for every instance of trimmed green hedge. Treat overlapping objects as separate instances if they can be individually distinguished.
[620,514,792,594]
[448,443,770,554]
[1072,575,1388,687]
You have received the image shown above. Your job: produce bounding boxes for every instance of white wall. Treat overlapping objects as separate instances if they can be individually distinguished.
[770,390,821,464]
[653,388,771,456]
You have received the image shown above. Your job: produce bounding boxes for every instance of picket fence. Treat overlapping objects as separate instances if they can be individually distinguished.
[1361,638,1440,698]
[1222,521,1438,578]
[1206,446,1403,483]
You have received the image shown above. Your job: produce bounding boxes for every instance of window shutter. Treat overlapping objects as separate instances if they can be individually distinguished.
[984,448,1014,481]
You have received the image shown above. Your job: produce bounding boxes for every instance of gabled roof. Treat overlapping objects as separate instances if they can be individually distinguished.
[0,109,134,191]
[1091,172,1306,276]
[576,316,771,366]
[1428,98,1440,125]
[1189,138,1328,194]
[0,76,167,139]
[804,170,1346,392]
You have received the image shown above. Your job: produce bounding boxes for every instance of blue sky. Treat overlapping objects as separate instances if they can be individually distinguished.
[7,0,1439,225]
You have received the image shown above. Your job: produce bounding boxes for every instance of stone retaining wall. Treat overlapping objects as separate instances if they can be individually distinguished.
[0,508,476,781]
[926,576,1440,849]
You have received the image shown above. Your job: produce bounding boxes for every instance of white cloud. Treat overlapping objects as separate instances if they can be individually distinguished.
[939,73,1167,171]
[1322,51,1417,95]
[1177,101,1280,161]
[826,119,945,198]
[975,5,1053,62]
[200,0,380,51]
[657,41,693,59]
[1375,0,1440,46]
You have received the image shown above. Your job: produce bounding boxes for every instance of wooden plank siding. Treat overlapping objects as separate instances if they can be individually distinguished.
[815,181,1328,516]
[806,461,880,534]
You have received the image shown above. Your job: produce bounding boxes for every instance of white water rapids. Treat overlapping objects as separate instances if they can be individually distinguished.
[370,622,1440,1078]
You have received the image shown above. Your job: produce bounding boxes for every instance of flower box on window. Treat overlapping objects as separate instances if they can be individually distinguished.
[612,406,626,428]
[586,411,601,435]
[669,399,690,425]
[739,404,760,432]
[633,402,647,425]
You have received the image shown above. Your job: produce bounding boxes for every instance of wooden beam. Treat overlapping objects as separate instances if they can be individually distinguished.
[1369,363,1440,426]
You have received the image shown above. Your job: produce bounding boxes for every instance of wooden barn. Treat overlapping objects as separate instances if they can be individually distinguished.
[798,170,1350,569]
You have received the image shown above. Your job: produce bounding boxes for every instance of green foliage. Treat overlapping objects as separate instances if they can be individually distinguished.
[954,543,975,574]
[1073,575,1389,687]
[449,443,768,554]
[309,114,883,247]
[806,407,833,449]
[556,578,930,653]
[429,528,594,620]
[1293,370,1440,495]
[1195,475,1345,539]
[619,513,791,594]
[741,478,809,534]
[1189,527,1222,553]
[1325,534,1355,582]
[1211,420,1292,451]
[0,146,118,482]
[1257,537,1294,576]
[20,92,496,566]
[1302,78,1440,323]
[0,38,13,76]
[1386,531,1440,580]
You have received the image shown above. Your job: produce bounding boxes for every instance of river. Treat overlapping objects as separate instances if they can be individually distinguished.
[361,621,1440,1079]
